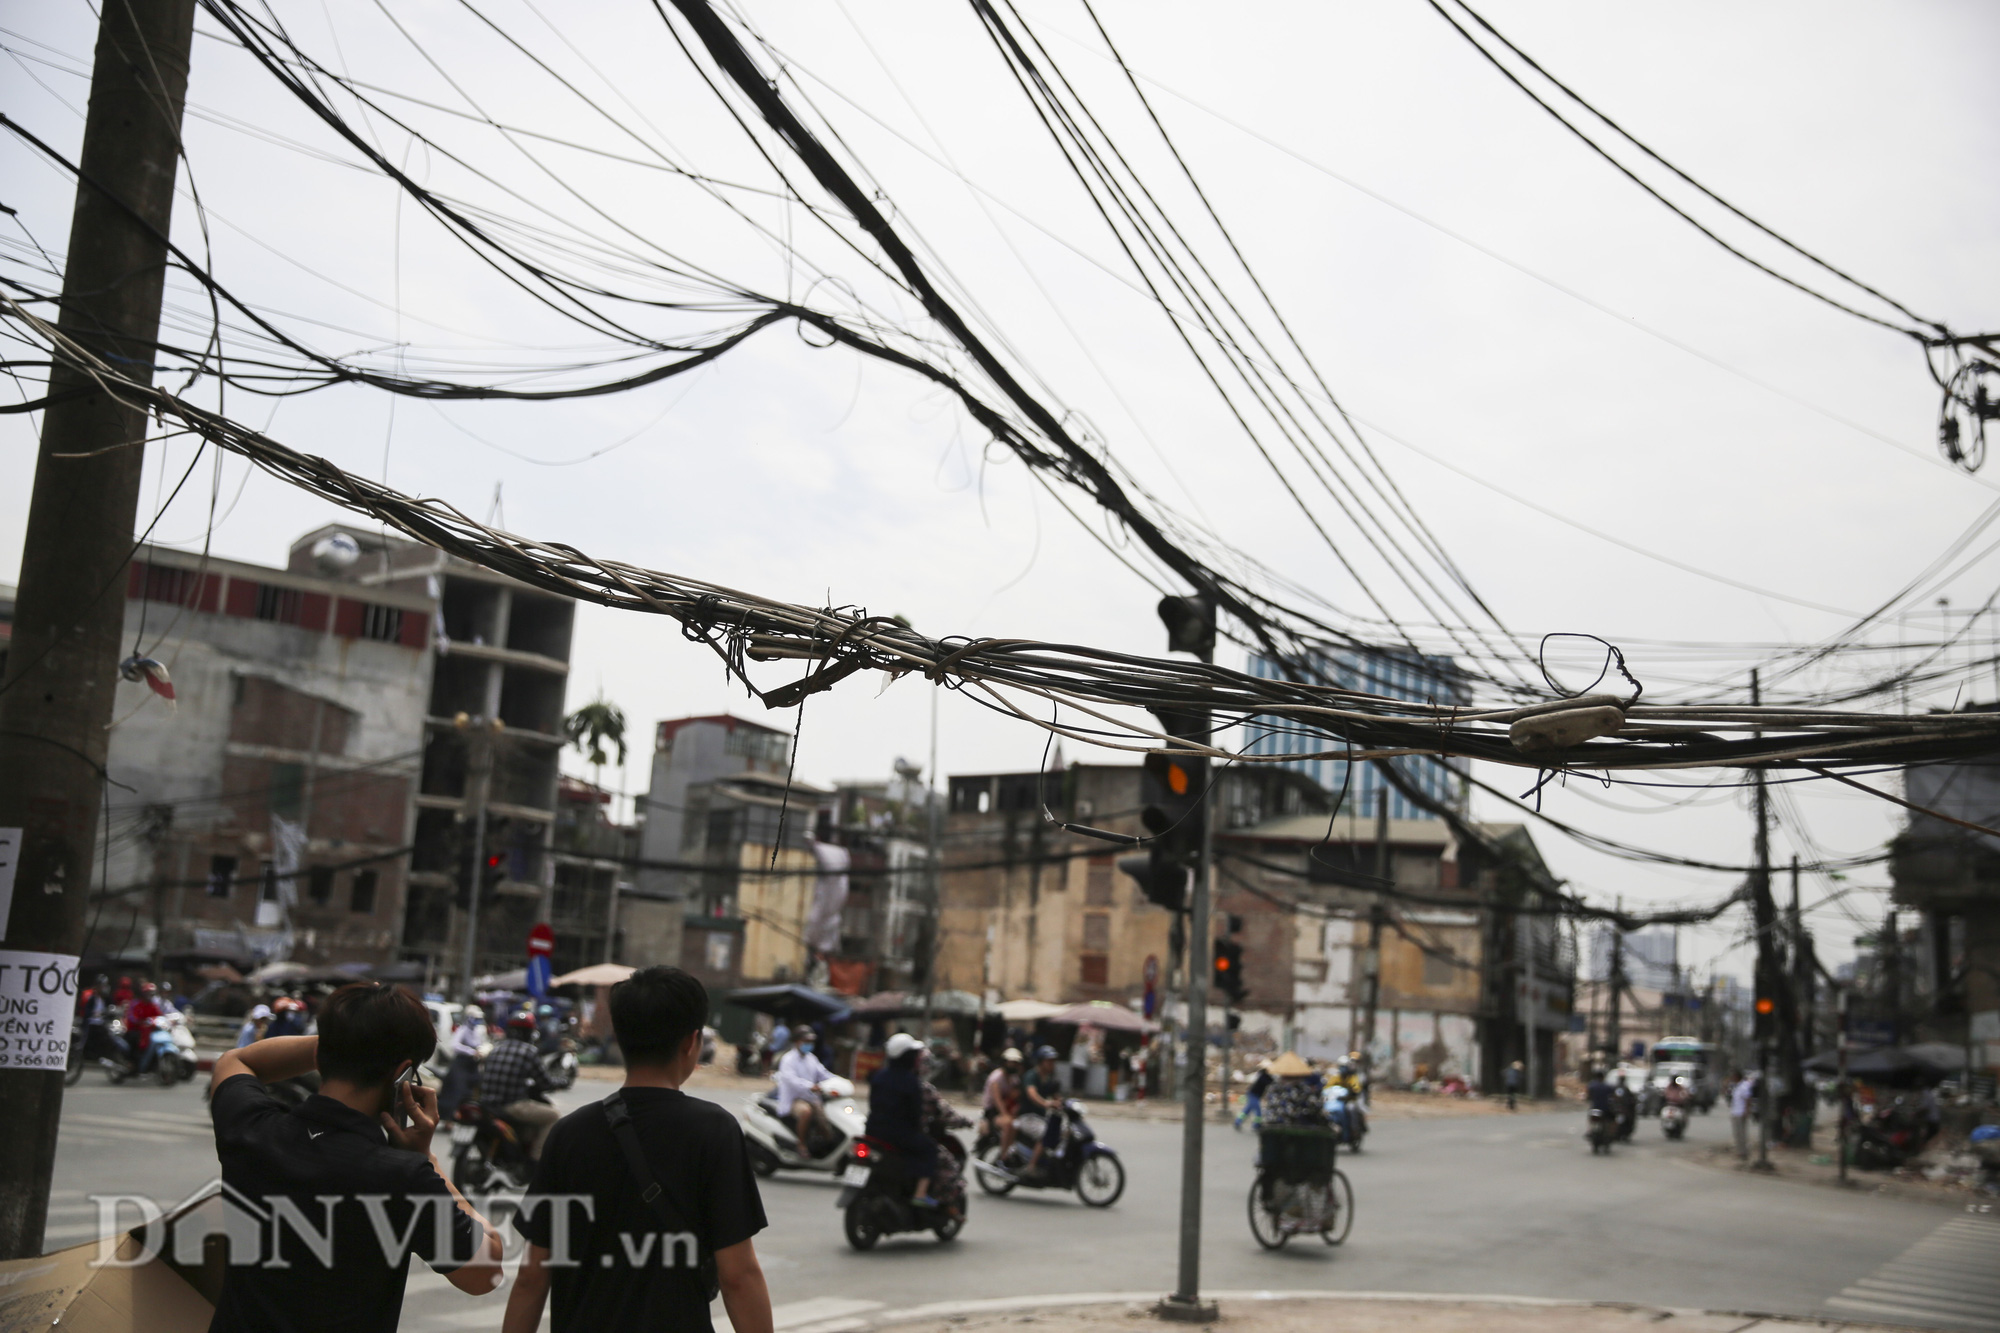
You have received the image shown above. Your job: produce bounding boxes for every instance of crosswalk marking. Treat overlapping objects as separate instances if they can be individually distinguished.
[1826,1215,2000,1332]
[65,1111,210,1136]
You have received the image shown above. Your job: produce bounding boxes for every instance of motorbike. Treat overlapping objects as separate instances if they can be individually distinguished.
[449,1100,535,1193]
[541,1039,579,1091]
[972,1101,1126,1207]
[741,1077,862,1177]
[1324,1083,1367,1153]
[148,1012,199,1086]
[835,1136,965,1250]
[1587,1107,1614,1155]
[67,1018,138,1085]
[1612,1093,1638,1143]
[1660,1101,1689,1141]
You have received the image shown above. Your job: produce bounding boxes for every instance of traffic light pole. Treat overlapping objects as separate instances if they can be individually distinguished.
[1160,739,1216,1321]
[0,0,198,1260]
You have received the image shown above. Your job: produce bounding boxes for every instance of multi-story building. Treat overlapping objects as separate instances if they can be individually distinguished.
[1243,646,1468,821]
[1889,734,2000,1076]
[285,526,576,987]
[1214,811,1573,1093]
[636,714,835,991]
[87,542,435,972]
[547,776,638,976]
[815,775,936,995]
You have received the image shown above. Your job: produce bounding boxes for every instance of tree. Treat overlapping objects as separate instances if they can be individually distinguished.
[563,697,628,815]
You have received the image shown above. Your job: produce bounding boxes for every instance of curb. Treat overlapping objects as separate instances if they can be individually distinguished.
[768,1290,1861,1333]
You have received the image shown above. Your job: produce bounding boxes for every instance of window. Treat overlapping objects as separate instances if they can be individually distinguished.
[1082,912,1111,952]
[255,583,304,624]
[259,864,280,903]
[270,763,305,820]
[1422,951,1457,988]
[350,869,378,915]
[704,932,734,972]
[723,727,789,767]
[1080,955,1109,986]
[360,604,404,642]
[307,865,335,906]
[1085,857,1114,905]
[207,855,237,898]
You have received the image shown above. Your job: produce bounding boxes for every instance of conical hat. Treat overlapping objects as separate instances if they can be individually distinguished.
[1267,1051,1313,1077]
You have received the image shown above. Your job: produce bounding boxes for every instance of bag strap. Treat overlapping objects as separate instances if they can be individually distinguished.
[602,1090,687,1232]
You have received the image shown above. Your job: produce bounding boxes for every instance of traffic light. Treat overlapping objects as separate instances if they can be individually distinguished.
[481,852,506,907]
[1157,594,1216,661]
[1117,851,1188,913]
[1140,751,1207,844]
[1213,937,1245,1003]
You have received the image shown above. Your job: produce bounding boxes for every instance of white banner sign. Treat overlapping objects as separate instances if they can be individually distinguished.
[0,950,80,1070]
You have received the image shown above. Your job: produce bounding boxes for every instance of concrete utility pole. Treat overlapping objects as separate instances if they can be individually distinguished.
[1358,790,1389,1070]
[1749,670,1778,1173]
[458,715,502,994]
[1607,907,1625,1065]
[0,0,198,1261]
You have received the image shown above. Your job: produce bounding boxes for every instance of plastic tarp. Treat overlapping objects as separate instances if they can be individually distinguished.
[721,983,851,1024]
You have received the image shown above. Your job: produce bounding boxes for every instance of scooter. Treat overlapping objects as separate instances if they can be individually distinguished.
[740,1077,861,1177]
[1324,1083,1367,1154]
[449,1100,535,1193]
[972,1101,1126,1207]
[1660,1102,1689,1141]
[67,1019,136,1086]
[835,1137,965,1250]
[1587,1107,1614,1155]
[147,1012,199,1086]
[541,1039,579,1091]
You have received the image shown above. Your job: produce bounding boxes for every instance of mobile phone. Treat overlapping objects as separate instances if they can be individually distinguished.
[391,1065,424,1131]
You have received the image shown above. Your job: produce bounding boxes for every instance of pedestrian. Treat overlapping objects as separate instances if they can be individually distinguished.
[479,1013,560,1161]
[438,1003,484,1118]
[505,965,773,1333]
[1503,1060,1523,1110]
[1729,1070,1756,1160]
[205,982,503,1330]
[766,1020,791,1075]
[1235,1060,1272,1131]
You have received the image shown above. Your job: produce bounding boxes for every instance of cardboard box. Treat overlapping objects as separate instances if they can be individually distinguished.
[0,1188,221,1333]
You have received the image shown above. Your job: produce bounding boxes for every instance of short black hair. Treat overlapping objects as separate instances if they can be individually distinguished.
[316,983,437,1086]
[610,966,707,1065]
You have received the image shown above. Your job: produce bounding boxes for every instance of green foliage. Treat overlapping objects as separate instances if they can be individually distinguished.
[564,697,628,770]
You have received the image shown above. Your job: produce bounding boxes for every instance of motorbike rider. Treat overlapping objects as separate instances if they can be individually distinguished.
[1662,1075,1690,1110]
[81,974,125,1061]
[266,996,308,1039]
[864,1032,939,1209]
[128,982,165,1074]
[479,1013,559,1161]
[1611,1073,1638,1140]
[1023,1046,1068,1178]
[1585,1067,1615,1126]
[775,1024,836,1154]
[439,1004,484,1118]
[236,1004,274,1049]
[982,1047,1024,1158]
[920,1047,975,1220]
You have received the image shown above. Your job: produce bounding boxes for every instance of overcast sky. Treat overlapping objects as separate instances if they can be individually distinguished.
[6,0,1998,984]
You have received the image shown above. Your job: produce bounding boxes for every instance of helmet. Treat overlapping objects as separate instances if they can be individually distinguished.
[273,997,302,1012]
[1001,1047,1024,1065]
[505,1012,537,1033]
[885,1032,924,1061]
[248,1004,273,1021]
[795,1025,817,1043]
[1034,1045,1059,1063]
[537,1004,555,1017]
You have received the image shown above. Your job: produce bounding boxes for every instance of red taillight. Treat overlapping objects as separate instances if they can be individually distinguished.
[854,1143,869,1159]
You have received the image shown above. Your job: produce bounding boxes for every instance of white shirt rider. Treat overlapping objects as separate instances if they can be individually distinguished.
[775,1040,833,1115]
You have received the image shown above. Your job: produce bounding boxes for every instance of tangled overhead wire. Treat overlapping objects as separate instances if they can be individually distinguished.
[16,292,2000,794]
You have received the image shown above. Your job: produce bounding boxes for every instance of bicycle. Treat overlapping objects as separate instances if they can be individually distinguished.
[1248,1126,1353,1250]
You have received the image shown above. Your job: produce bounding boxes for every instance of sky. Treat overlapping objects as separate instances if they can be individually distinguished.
[5,0,1998,986]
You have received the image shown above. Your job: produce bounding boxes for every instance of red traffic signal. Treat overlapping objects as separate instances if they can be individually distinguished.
[1212,938,1245,1002]
[1754,997,1774,1015]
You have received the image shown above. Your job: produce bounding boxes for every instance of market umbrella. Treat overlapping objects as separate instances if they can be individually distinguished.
[371,960,428,984]
[551,962,636,988]
[721,983,851,1025]
[848,990,908,1016]
[1803,1045,1934,1084]
[195,963,244,983]
[249,961,311,985]
[473,969,529,992]
[995,998,1065,1022]
[1047,1001,1158,1033]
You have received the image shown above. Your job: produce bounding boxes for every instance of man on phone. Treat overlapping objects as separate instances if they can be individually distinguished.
[505,966,773,1333]
[206,982,504,1331]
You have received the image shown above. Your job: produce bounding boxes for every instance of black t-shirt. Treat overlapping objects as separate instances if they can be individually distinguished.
[207,1074,479,1333]
[1028,1068,1064,1107]
[515,1087,767,1333]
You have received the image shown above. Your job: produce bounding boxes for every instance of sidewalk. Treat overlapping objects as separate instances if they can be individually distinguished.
[1687,1119,1998,1209]
[735,1291,1915,1333]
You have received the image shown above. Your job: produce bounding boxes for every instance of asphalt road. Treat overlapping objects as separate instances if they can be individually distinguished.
[43,1074,2000,1332]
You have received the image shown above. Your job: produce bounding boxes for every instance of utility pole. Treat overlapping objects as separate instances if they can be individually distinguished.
[922,685,941,1031]
[1750,669,1778,1173]
[0,0,198,1261]
[1882,910,1901,1045]
[1358,790,1389,1071]
[458,715,501,995]
[1607,907,1625,1066]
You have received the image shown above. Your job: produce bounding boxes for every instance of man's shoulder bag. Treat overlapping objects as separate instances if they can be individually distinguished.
[601,1090,720,1302]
